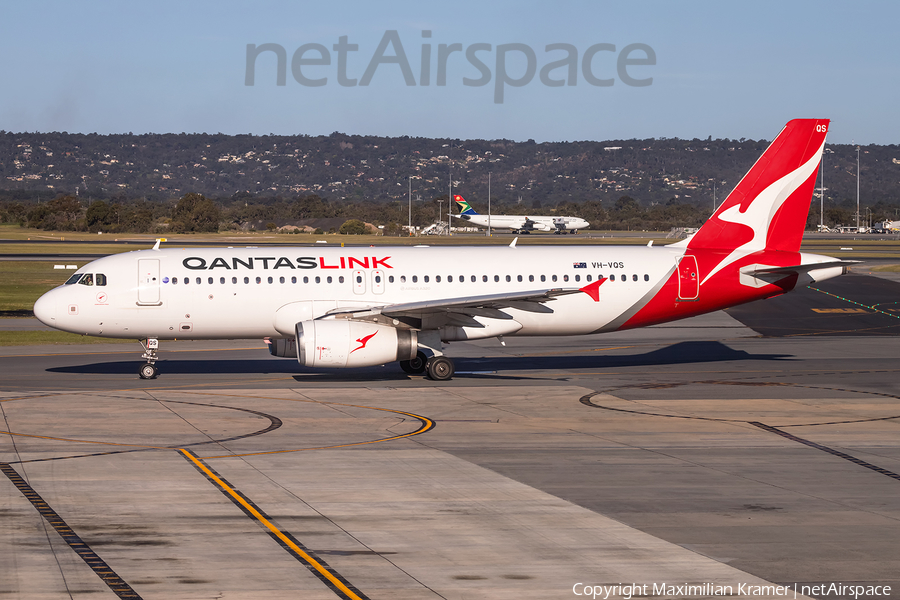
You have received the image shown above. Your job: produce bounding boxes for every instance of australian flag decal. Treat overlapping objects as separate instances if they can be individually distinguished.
[573,262,587,269]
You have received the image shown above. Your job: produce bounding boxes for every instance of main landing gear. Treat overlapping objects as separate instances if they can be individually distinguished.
[425,356,454,381]
[399,350,455,381]
[139,338,160,379]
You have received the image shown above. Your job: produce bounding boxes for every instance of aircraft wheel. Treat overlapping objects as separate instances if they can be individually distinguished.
[139,363,158,379]
[426,356,454,381]
[400,351,428,374]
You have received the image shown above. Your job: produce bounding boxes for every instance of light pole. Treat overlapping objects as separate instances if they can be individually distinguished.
[820,149,824,231]
[488,172,492,236]
[408,176,420,236]
[856,145,860,231]
[448,143,452,236]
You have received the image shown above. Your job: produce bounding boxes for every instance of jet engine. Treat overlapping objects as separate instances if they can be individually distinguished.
[294,320,417,368]
[267,337,297,357]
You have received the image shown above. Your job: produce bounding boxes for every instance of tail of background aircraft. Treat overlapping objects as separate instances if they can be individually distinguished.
[454,195,478,215]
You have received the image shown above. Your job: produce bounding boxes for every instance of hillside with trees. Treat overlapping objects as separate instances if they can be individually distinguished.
[1,130,898,233]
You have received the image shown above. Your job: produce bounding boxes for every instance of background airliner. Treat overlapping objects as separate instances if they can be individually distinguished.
[34,119,849,381]
[452,196,590,234]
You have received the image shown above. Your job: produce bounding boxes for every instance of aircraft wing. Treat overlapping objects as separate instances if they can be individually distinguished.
[323,288,584,321]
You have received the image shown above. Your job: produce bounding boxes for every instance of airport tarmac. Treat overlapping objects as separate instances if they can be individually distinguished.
[1,273,899,599]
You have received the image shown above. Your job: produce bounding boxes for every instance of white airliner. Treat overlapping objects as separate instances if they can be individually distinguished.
[34,119,849,381]
[452,196,590,234]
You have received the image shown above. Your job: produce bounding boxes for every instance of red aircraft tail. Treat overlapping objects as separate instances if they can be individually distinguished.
[687,119,828,261]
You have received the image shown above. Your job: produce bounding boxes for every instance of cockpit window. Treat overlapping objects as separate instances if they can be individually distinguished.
[78,273,94,286]
[96,273,107,286]
[65,273,83,285]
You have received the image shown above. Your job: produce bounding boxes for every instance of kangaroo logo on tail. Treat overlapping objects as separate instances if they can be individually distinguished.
[686,119,829,285]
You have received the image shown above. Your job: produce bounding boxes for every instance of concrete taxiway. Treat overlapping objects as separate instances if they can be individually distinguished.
[1,273,899,599]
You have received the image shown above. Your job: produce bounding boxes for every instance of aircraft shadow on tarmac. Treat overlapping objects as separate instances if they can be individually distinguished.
[47,341,792,379]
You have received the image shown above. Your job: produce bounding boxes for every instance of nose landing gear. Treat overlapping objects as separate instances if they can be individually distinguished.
[139,338,160,379]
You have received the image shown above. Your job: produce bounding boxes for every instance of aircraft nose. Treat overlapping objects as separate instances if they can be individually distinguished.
[33,290,58,326]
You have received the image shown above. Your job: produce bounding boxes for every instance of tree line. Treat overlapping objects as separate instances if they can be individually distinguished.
[5,189,892,234]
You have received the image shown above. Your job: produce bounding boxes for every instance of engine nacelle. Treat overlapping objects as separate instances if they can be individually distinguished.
[267,337,297,358]
[295,320,417,368]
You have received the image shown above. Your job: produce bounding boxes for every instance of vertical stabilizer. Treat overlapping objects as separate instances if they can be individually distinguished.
[687,119,829,283]
[454,195,478,215]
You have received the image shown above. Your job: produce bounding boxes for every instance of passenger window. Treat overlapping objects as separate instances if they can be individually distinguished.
[267,276,273,284]
[633,274,638,282]
[315,276,321,283]
[327,276,333,284]
[400,275,406,283]
[586,274,592,282]
[494,275,500,282]
[79,274,94,286]
[244,277,250,284]
[339,275,345,283]
[563,275,569,282]
[220,277,225,284]
[482,275,488,282]
[552,275,557,282]
[232,277,237,284]
[540,275,546,282]
[644,274,649,281]
[279,276,285,284]
[575,275,580,282]
[96,274,107,286]
[208,277,214,284]
[291,276,297,284]
[184,277,190,285]
[374,275,380,283]
[303,276,309,283]
[65,274,83,285]
[448,275,453,282]
[610,274,616,281]
[436,275,441,283]
[506,275,511,282]
[254,277,260,284]
[517,275,523,282]
[470,275,475,282]
[356,275,362,283]
[173,277,178,285]
[389,275,394,283]
[412,275,418,283]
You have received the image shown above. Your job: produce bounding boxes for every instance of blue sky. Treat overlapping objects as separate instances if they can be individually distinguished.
[1,1,897,144]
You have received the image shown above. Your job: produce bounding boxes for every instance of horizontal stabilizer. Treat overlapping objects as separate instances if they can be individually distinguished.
[741,260,859,277]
